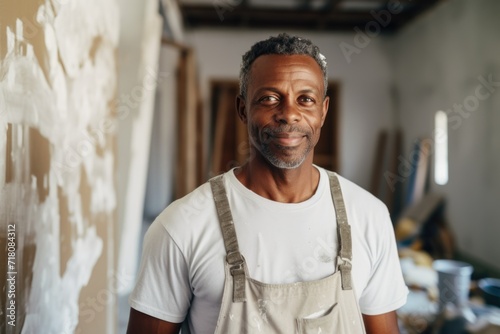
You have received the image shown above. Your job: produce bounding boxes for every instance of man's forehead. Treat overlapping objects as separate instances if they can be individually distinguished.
[247,55,325,94]
[250,54,323,74]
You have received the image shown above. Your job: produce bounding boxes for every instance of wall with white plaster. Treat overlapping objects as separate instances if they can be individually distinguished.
[391,0,500,270]
[0,0,119,332]
[185,29,394,189]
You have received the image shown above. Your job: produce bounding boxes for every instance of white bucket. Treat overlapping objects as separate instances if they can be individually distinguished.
[432,260,473,309]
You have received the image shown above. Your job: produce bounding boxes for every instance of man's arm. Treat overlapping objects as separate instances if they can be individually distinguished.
[362,311,400,334]
[126,308,182,334]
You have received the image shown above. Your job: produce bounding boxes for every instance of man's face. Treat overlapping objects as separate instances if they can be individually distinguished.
[238,54,329,169]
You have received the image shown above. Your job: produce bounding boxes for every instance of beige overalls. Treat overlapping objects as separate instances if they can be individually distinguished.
[208,171,367,334]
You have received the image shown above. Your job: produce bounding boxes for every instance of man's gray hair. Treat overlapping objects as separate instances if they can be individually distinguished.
[239,33,328,99]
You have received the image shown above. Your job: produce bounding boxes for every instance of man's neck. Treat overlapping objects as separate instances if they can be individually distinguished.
[234,155,320,203]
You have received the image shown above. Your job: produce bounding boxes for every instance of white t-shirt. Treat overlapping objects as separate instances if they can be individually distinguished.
[129,167,408,333]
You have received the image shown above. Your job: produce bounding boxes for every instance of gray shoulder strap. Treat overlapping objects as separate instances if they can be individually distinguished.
[209,174,246,302]
[327,171,353,290]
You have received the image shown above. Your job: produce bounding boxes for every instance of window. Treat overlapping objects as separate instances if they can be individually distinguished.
[434,110,448,185]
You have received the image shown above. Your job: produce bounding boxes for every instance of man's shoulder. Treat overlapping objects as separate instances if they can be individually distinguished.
[153,171,240,231]
[154,178,216,230]
[319,168,388,214]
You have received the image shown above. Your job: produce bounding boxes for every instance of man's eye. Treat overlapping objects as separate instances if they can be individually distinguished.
[299,96,315,103]
[260,96,279,103]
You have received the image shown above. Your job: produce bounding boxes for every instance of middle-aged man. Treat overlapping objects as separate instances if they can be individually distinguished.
[127,33,408,333]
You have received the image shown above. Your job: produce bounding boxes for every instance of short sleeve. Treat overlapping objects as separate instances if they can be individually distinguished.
[358,208,408,315]
[128,219,192,323]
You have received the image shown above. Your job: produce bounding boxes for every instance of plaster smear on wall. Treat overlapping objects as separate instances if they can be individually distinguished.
[0,0,118,332]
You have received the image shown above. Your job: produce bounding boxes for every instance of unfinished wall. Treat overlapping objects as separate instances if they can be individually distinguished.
[392,0,500,270]
[0,0,119,333]
[186,29,394,188]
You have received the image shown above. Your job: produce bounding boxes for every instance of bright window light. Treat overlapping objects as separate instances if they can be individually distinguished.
[434,110,449,185]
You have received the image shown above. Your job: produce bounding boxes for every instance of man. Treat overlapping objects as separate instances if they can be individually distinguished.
[127,33,408,333]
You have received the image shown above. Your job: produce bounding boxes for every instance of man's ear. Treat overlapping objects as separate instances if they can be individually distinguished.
[320,96,330,127]
[236,95,247,124]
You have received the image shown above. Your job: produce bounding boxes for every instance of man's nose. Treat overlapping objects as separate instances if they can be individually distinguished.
[275,100,302,124]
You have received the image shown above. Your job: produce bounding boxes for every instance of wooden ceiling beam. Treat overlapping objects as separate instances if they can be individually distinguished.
[182,5,376,21]
[324,0,343,11]
[180,0,442,32]
[384,0,441,30]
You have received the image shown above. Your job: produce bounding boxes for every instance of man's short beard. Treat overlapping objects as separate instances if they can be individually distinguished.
[259,144,310,169]
[249,125,313,169]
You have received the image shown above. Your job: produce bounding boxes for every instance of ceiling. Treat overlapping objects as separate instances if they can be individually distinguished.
[178,0,443,33]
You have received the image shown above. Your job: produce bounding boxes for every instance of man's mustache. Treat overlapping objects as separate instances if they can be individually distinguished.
[261,126,311,139]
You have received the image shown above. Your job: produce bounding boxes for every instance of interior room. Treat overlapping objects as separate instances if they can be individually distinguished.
[1,0,499,333]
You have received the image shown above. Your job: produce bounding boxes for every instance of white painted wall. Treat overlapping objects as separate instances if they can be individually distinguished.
[116,0,163,294]
[186,29,395,188]
[144,46,179,218]
[391,0,500,270]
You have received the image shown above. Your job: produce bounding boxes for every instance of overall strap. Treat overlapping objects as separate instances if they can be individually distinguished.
[209,174,246,302]
[327,171,353,290]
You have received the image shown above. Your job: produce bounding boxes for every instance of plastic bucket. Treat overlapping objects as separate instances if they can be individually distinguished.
[433,260,473,309]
